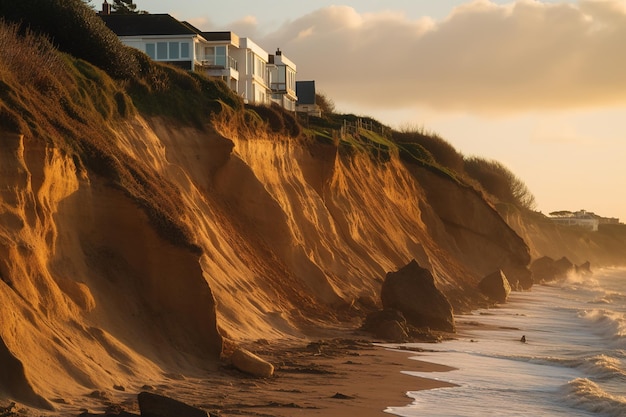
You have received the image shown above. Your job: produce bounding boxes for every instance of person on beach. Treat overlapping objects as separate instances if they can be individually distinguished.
[520,335,526,343]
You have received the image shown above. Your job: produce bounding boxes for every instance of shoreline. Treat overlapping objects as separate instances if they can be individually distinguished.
[5,338,458,417]
[146,338,459,417]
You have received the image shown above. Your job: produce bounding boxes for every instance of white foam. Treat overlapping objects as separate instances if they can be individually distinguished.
[385,269,626,417]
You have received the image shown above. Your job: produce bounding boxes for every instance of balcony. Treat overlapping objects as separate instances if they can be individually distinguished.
[200,55,238,71]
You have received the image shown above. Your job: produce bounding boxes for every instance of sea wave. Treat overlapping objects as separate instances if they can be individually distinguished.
[579,309,626,344]
[560,378,626,417]
[508,354,626,381]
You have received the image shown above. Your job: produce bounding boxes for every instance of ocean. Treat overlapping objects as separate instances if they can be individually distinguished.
[385,267,626,417]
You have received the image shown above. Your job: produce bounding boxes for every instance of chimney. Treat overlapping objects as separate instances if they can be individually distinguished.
[101,0,111,15]
[276,48,282,56]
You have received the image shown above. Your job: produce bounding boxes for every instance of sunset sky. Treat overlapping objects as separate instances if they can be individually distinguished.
[146,0,626,222]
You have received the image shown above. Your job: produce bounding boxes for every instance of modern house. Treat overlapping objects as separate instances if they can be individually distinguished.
[100,8,296,109]
[295,81,321,116]
[100,13,207,71]
[269,49,297,111]
[198,31,241,94]
[230,37,272,105]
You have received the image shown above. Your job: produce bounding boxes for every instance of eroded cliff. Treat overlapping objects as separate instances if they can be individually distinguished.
[0,102,535,408]
[0,27,536,410]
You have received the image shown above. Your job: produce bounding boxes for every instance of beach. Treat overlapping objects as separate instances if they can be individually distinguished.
[0,338,454,417]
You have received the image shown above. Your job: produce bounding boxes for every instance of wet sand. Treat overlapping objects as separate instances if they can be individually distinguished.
[1,338,458,417]
[135,339,456,417]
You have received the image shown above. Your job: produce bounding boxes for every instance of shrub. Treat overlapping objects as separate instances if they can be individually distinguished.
[0,0,139,79]
[464,156,536,210]
[246,103,302,138]
[392,126,464,173]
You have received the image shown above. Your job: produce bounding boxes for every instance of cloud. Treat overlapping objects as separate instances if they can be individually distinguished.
[257,1,626,114]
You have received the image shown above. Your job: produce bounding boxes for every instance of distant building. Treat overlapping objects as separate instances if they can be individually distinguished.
[548,209,621,232]
[295,81,321,117]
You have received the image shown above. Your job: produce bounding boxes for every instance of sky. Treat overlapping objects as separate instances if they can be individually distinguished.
[144,0,626,222]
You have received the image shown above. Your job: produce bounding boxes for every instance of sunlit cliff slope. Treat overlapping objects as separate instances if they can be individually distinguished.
[0,4,622,411]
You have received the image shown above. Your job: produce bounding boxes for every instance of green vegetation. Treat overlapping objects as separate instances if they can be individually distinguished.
[246,103,302,138]
[0,0,139,79]
[0,17,206,253]
[0,0,538,239]
[464,156,537,211]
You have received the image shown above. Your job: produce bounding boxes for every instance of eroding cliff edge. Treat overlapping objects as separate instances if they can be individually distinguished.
[0,131,221,408]
[0,111,534,408]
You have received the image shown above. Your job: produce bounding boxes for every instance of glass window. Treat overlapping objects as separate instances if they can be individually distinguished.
[180,42,190,59]
[204,46,214,63]
[145,43,155,59]
[169,42,179,59]
[215,46,226,67]
[156,42,168,60]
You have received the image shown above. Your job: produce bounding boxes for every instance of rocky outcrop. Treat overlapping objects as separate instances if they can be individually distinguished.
[575,261,592,275]
[381,260,455,332]
[409,167,533,290]
[478,270,512,303]
[362,309,410,342]
[530,256,574,282]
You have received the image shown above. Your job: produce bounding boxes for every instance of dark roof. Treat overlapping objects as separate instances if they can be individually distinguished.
[296,81,316,105]
[100,14,198,37]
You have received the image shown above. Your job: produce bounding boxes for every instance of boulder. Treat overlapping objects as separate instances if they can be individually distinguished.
[529,256,557,282]
[575,261,592,276]
[530,256,575,282]
[554,256,574,278]
[478,270,511,303]
[230,348,274,378]
[137,392,208,417]
[362,309,409,342]
[381,260,455,332]
[504,266,533,290]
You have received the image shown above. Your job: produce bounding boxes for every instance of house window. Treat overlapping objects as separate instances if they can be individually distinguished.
[145,43,155,59]
[156,42,168,60]
[181,42,190,59]
[169,42,179,59]
[215,46,226,67]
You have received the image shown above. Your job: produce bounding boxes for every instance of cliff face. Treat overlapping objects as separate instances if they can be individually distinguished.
[0,110,533,406]
[500,206,626,267]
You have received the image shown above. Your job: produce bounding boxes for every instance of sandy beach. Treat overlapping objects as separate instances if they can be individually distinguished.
[0,338,456,417]
[150,339,452,417]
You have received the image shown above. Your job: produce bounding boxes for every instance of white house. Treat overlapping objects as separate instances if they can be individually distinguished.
[229,38,272,105]
[549,210,600,231]
[101,11,298,109]
[100,13,208,72]
[268,49,297,111]
[198,31,241,94]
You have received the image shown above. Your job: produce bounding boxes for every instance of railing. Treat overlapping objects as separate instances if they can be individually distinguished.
[340,118,391,139]
[200,55,238,71]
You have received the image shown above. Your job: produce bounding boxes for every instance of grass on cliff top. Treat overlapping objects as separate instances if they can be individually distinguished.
[0,20,206,253]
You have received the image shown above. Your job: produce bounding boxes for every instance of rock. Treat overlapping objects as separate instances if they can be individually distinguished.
[381,260,455,332]
[530,256,574,282]
[504,266,533,290]
[554,257,574,278]
[478,270,512,303]
[362,309,409,341]
[137,392,208,417]
[230,348,274,378]
[575,261,592,275]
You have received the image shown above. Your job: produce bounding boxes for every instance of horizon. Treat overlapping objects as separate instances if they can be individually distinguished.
[133,0,626,221]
